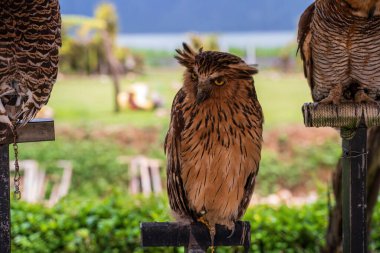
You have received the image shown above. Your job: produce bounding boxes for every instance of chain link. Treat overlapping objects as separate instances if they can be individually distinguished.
[12,126,21,200]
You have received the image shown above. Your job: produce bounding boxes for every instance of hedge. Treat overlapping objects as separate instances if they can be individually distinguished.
[10,194,380,253]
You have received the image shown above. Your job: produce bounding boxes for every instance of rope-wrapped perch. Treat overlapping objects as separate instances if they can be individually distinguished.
[302,103,380,128]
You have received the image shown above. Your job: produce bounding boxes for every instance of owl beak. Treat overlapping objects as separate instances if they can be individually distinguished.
[196,81,211,104]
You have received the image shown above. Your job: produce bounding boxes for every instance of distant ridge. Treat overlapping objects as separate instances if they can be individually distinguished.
[60,0,313,34]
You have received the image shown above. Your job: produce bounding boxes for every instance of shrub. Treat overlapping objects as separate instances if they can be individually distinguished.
[10,195,380,253]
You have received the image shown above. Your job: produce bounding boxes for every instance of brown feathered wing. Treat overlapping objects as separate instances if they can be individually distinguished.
[164,89,197,221]
[297,2,315,91]
[0,0,61,128]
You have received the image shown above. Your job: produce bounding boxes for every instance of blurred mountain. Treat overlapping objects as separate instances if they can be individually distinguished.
[60,0,313,34]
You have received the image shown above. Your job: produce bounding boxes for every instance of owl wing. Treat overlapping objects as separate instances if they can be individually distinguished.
[237,83,263,218]
[0,0,61,124]
[297,2,315,91]
[165,89,196,221]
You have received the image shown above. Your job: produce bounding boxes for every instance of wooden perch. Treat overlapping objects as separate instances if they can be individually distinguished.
[0,118,55,145]
[302,102,380,128]
[141,221,250,252]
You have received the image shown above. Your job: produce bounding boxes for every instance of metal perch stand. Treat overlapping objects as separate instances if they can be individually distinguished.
[302,103,380,253]
[140,221,251,252]
[0,119,55,253]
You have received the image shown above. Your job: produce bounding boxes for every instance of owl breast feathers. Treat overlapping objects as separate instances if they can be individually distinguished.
[0,0,61,134]
[165,43,263,233]
[298,0,380,104]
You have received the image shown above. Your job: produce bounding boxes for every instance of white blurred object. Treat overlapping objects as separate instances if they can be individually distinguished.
[118,155,162,196]
[9,160,73,206]
[130,83,154,110]
[117,82,163,110]
[250,191,319,207]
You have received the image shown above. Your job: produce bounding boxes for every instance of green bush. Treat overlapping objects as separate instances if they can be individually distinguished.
[14,139,133,197]
[14,137,340,198]
[258,141,340,194]
[10,195,380,253]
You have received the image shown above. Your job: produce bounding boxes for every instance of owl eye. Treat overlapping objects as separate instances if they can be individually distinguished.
[214,78,225,86]
[191,72,198,80]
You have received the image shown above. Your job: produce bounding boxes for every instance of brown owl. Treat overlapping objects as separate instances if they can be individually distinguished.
[298,0,380,104]
[0,0,61,138]
[165,43,263,244]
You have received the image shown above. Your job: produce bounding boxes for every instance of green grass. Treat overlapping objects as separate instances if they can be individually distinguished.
[51,68,181,128]
[255,72,312,128]
[50,68,311,129]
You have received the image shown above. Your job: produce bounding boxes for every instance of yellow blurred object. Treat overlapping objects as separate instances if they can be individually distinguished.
[36,106,54,119]
[117,92,129,110]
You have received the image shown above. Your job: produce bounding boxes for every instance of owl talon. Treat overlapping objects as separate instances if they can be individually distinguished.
[354,89,376,104]
[227,225,236,239]
[197,216,216,252]
[319,96,341,105]
[318,84,343,105]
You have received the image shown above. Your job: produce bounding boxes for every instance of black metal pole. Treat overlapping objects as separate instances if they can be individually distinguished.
[0,144,10,253]
[341,125,367,253]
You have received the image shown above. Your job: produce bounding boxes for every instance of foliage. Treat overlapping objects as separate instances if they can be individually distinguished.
[10,195,380,253]
[189,33,220,51]
[258,141,340,195]
[130,49,175,67]
[11,194,170,253]
[95,3,118,38]
[256,47,283,58]
[59,4,134,74]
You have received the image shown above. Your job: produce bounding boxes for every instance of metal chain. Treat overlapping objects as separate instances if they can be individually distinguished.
[12,126,21,200]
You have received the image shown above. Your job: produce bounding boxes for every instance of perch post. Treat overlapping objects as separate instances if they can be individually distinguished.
[0,119,55,253]
[302,103,380,253]
[140,221,251,252]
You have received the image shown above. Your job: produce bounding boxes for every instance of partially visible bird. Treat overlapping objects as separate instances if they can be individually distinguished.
[298,0,380,104]
[165,43,263,245]
[0,0,61,138]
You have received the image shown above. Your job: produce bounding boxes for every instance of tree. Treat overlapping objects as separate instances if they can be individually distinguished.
[95,3,123,113]
[61,3,124,113]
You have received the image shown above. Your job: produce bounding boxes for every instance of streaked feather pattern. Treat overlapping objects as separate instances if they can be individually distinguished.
[298,0,380,103]
[0,0,61,136]
[165,43,263,232]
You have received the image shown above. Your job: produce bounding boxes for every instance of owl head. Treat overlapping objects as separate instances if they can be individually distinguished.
[175,43,258,104]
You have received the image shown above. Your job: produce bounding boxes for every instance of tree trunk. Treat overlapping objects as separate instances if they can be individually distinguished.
[323,127,380,253]
[101,30,122,113]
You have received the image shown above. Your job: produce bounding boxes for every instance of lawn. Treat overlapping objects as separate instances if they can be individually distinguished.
[50,68,312,129]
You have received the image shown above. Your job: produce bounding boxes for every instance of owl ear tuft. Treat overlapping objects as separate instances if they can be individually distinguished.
[229,62,259,76]
[247,64,259,75]
[175,42,197,68]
